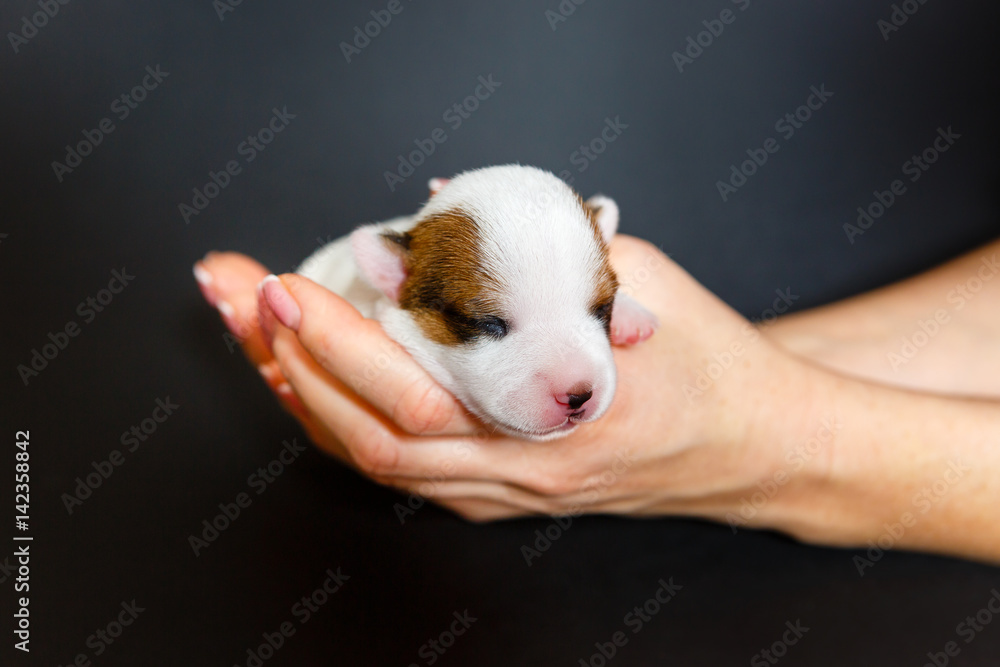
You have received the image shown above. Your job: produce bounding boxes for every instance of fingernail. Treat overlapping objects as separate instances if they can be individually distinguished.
[275,381,307,415]
[257,364,281,387]
[216,300,242,337]
[193,262,217,306]
[260,275,301,331]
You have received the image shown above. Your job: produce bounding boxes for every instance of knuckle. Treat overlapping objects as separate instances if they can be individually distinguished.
[272,351,297,386]
[449,503,495,524]
[395,379,457,435]
[369,475,409,492]
[522,468,577,497]
[309,327,340,371]
[347,424,401,476]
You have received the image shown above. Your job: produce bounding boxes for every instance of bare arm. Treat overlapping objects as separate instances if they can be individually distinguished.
[737,356,1000,564]
[764,239,1000,398]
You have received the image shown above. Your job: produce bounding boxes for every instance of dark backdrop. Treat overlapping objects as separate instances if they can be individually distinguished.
[2,1,999,665]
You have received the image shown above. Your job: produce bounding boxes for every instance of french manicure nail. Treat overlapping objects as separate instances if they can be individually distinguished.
[260,275,301,331]
[275,381,307,414]
[216,300,243,337]
[258,363,277,383]
[193,262,217,306]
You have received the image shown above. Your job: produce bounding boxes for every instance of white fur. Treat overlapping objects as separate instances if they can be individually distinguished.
[298,165,657,439]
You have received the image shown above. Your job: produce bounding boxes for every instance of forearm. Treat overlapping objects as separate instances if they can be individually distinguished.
[764,239,1000,397]
[755,363,1000,563]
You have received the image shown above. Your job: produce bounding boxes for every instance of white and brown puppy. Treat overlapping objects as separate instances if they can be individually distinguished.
[298,165,658,440]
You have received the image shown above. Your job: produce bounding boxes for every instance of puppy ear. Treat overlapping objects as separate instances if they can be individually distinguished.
[610,291,658,346]
[428,177,451,196]
[350,224,410,303]
[585,195,619,245]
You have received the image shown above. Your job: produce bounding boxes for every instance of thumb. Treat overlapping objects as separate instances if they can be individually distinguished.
[261,273,479,436]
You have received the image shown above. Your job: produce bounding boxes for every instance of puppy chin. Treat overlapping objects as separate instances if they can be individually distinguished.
[491,404,608,441]
[496,420,580,442]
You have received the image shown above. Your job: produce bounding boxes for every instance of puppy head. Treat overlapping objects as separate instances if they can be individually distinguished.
[352,165,620,439]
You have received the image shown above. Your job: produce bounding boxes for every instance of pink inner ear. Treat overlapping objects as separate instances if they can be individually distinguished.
[428,178,451,196]
[350,226,407,303]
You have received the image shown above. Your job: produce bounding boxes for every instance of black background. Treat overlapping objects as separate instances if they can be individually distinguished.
[2,0,999,665]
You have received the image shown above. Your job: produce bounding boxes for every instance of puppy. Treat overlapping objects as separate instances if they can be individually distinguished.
[298,165,658,440]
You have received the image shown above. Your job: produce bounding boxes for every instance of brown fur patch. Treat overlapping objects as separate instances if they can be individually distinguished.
[396,209,504,345]
[581,197,620,334]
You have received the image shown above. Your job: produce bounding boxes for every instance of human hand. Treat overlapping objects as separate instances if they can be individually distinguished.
[194,237,823,523]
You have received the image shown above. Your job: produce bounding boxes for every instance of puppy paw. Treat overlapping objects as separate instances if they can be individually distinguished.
[610,292,659,346]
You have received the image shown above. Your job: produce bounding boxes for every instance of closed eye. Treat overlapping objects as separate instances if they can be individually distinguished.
[472,315,509,339]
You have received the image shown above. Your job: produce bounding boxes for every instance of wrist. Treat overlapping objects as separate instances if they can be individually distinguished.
[712,343,848,541]
[740,363,983,555]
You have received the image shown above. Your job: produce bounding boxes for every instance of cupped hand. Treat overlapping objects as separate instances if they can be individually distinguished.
[195,237,820,523]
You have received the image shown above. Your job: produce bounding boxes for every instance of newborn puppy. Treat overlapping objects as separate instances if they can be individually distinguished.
[298,165,657,440]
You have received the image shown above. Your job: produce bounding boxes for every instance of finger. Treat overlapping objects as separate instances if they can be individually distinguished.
[196,253,330,438]
[197,252,273,367]
[271,326,535,480]
[436,499,531,522]
[254,359,357,464]
[372,476,572,515]
[264,272,481,436]
[258,360,307,416]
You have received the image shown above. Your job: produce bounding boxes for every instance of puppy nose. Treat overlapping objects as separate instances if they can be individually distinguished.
[557,387,593,411]
[567,390,592,410]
